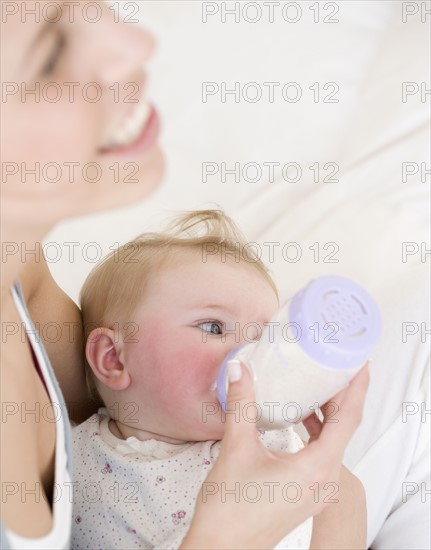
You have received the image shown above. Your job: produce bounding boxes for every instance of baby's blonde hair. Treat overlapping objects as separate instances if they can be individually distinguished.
[80,209,278,402]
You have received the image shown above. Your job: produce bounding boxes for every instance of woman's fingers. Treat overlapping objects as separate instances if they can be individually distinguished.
[302,411,323,443]
[313,362,370,460]
[220,358,370,470]
[220,361,260,450]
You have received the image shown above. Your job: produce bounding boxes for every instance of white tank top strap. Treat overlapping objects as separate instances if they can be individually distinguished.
[1,281,73,550]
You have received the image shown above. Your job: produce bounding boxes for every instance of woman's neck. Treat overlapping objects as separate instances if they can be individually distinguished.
[1,205,53,294]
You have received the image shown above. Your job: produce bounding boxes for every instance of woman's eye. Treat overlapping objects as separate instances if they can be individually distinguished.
[198,322,223,335]
[41,32,65,76]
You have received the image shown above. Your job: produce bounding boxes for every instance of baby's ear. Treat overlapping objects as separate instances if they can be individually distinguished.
[86,328,130,391]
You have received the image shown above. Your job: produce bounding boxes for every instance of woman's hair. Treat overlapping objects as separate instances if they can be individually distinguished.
[80,208,278,402]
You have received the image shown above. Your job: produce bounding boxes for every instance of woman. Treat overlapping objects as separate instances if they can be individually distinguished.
[1,1,369,548]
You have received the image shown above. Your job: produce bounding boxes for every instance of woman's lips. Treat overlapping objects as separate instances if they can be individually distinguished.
[100,105,160,157]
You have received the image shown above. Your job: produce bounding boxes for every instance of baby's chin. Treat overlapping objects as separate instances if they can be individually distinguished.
[190,424,226,443]
[164,419,227,444]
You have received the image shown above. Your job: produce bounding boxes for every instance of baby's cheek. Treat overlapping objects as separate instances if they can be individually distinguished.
[131,326,218,410]
[157,345,217,409]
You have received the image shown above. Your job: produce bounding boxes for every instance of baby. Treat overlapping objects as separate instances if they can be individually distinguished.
[71,209,313,549]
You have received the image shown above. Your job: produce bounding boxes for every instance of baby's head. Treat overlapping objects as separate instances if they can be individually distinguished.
[80,209,279,442]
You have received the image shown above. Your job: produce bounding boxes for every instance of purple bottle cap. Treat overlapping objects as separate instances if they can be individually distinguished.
[289,275,381,369]
[216,276,381,411]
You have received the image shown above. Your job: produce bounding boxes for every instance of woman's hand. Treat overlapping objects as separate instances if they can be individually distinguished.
[181,361,370,550]
[309,464,367,550]
[304,394,368,550]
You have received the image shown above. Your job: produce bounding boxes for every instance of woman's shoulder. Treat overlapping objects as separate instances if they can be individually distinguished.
[0,286,73,548]
[20,257,98,424]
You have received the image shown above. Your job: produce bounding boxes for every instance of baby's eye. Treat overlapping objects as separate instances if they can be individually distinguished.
[198,322,223,335]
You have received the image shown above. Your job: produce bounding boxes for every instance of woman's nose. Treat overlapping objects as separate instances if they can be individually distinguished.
[94,5,156,86]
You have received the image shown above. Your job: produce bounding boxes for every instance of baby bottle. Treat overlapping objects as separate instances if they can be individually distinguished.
[216,275,382,429]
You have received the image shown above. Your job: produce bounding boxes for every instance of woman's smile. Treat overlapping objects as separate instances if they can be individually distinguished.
[101,103,161,157]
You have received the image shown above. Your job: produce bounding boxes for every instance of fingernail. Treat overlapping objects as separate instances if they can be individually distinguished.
[227,359,242,383]
[209,380,217,391]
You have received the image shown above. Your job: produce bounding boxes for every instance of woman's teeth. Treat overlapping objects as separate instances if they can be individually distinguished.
[102,101,151,150]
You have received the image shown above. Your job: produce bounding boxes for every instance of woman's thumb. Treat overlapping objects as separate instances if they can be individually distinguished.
[222,360,258,443]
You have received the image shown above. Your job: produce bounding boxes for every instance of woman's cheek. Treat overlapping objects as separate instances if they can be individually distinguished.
[11,94,97,165]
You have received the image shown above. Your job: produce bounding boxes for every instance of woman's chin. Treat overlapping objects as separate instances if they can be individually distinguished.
[47,145,166,221]
[12,145,166,230]
[92,145,165,212]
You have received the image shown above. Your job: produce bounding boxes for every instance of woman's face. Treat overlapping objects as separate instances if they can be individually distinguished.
[1,0,165,225]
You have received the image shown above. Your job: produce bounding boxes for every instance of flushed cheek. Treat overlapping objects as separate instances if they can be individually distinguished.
[163,345,218,401]
[129,327,221,412]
